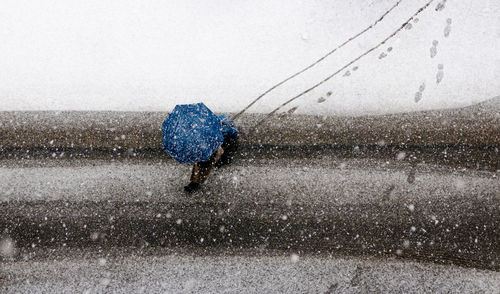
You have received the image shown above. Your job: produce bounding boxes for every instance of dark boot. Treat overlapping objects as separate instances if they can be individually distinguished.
[184,182,200,193]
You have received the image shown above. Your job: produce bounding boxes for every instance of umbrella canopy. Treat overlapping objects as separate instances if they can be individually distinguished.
[162,103,224,163]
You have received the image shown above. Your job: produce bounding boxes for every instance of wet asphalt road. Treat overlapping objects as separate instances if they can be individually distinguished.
[1,96,499,150]
[1,101,499,292]
[1,154,498,270]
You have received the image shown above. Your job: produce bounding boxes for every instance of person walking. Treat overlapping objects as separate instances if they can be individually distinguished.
[184,114,238,192]
[161,103,238,193]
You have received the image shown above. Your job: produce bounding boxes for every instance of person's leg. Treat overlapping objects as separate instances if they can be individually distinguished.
[185,147,224,192]
[216,136,238,168]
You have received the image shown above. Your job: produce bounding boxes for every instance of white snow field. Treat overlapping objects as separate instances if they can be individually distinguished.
[0,0,498,115]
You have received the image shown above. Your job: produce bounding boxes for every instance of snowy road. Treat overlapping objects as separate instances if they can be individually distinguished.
[1,155,498,270]
[1,102,498,292]
[2,247,500,294]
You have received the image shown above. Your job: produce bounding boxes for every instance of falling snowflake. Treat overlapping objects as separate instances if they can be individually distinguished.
[0,236,17,258]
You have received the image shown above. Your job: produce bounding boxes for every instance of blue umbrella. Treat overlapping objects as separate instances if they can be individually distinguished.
[162,103,224,163]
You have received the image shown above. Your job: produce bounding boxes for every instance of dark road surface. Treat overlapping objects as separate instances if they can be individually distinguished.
[1,154,498,270]
[1,99,498,292]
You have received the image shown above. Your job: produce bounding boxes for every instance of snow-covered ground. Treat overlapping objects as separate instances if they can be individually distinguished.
[0,0,498,115]
[3,248,500,294]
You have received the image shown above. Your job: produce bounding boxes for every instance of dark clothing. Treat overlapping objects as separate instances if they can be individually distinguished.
[185,115,239,192]
[190,146,224,184]
[189,136,239,185]
[216,135,239,167]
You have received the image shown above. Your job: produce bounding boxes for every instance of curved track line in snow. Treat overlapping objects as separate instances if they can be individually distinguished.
[232,0,404,121]
[253,0,436,128]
